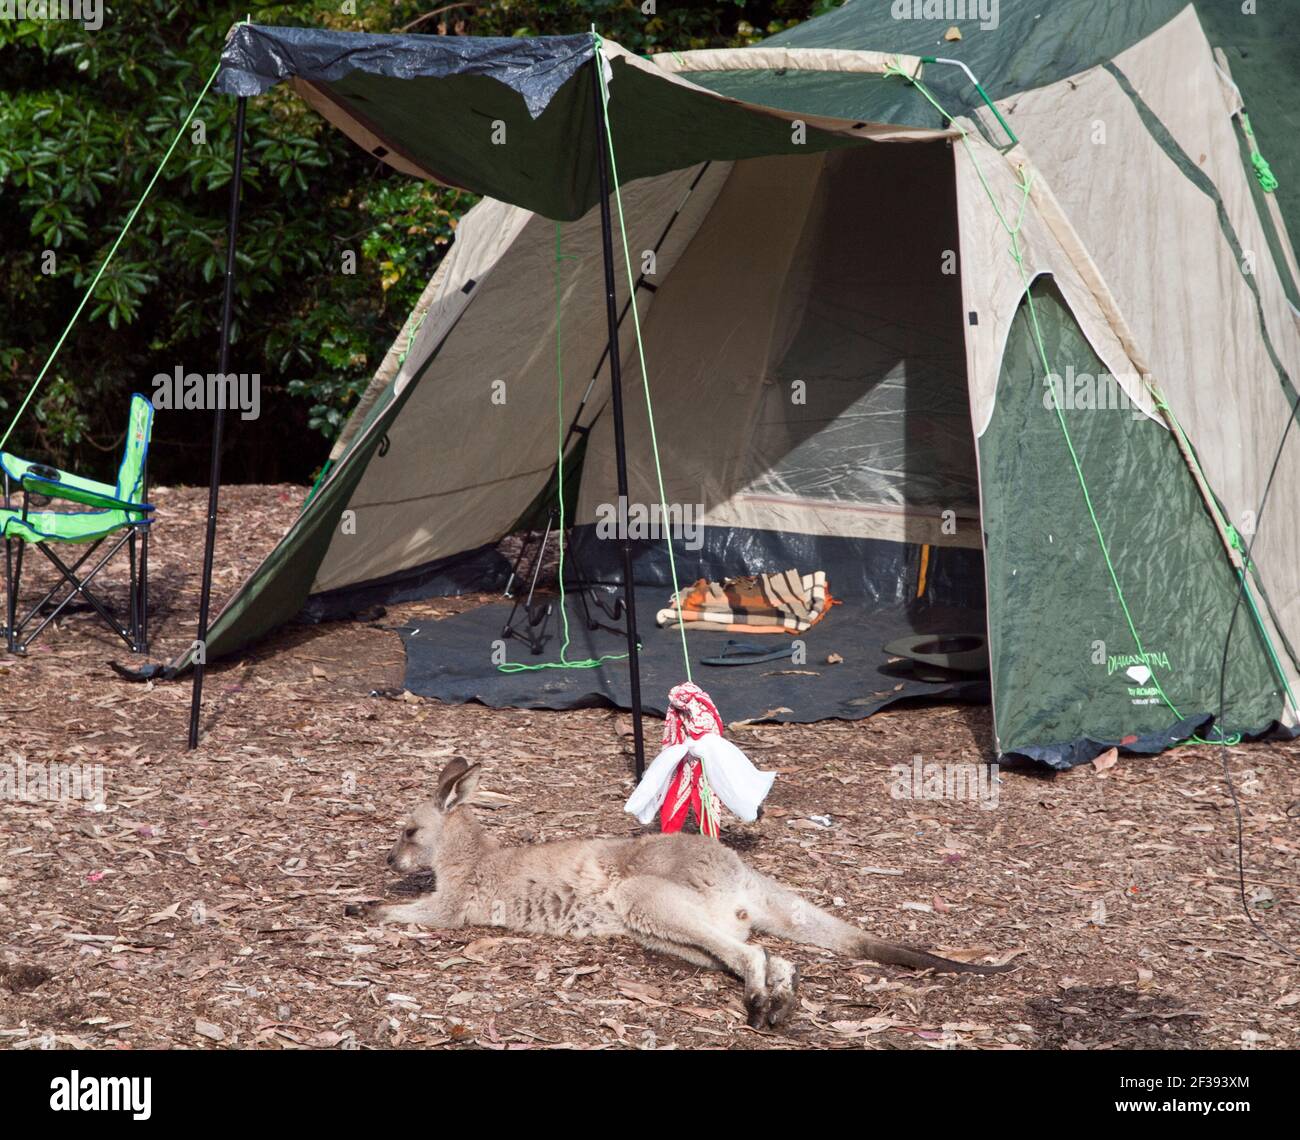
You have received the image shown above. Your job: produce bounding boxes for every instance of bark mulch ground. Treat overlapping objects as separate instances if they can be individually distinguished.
[1,485,1297,1050]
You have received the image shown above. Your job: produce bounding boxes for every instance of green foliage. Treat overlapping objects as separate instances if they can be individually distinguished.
[0,0,835,483]
[280,180,474,437]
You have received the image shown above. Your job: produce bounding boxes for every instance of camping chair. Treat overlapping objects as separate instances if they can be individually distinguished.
[1,393,155,654]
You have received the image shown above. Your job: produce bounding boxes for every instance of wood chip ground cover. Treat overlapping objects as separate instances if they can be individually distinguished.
[0,486,1296,1050]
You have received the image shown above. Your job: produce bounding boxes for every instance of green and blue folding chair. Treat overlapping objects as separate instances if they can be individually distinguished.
[1,393,155,654]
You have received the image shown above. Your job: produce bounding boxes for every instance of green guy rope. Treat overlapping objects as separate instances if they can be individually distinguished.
[1240,113,1279,193]
[0,56,225,453]
[302,459,332,507]
[594,29,693,683]
[394,308,430,372]
[496,223,631,674]
[1142,386,1297,713]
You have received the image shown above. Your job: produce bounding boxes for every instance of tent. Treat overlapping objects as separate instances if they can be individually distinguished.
[187,1,1300,767]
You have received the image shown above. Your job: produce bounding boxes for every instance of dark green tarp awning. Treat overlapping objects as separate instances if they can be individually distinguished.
[218,4,1299,236]
[215,24,891,221]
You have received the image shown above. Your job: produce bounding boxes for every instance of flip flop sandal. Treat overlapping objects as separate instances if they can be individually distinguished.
[701,640,797,667]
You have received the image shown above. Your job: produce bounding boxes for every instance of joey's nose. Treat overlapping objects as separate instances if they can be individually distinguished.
[386,852,395,867]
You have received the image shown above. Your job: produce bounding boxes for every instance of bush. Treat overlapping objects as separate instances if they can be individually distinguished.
[0,1,832,483]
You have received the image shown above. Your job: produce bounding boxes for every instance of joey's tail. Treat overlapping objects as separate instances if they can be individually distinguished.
[852,934,1016,975]
[752,876,1018,975]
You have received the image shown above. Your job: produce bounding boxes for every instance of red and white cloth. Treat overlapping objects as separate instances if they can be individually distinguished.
[624,683,775,836]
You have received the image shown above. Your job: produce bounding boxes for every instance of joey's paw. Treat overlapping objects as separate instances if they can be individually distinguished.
[344,901,378,919]
[745,949,774,1029]
[764,957,799,1030]
[745,987,771,1030]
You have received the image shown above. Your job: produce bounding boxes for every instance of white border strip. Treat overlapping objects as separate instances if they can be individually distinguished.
[646,46,923,78]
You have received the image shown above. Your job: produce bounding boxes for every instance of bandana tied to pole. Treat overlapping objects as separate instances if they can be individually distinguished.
[624,683,775,837]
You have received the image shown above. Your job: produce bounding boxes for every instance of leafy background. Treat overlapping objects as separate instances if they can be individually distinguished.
[0,0,836,484]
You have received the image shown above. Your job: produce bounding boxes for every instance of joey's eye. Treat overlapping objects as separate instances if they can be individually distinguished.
[404,827,418,840]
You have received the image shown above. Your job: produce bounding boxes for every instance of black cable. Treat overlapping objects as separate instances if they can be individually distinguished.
[1214,401,1299,961]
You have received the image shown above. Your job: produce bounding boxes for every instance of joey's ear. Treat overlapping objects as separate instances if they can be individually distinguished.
[434,756,470,803]
[438,761,481,813]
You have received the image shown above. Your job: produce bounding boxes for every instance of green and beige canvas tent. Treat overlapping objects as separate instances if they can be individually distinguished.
[189,0,1300,766]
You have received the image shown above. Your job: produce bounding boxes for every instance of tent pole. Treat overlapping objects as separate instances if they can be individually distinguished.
[590,58,646,780]
[187,95,247,751]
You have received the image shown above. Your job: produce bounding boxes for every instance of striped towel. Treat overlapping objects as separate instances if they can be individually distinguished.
[656,570,836,634]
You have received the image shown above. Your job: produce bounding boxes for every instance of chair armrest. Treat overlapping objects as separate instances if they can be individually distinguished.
[19,473,154,515]
[2,452,119,499]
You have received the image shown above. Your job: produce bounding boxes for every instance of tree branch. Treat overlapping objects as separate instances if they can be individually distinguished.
[398,2,483,34]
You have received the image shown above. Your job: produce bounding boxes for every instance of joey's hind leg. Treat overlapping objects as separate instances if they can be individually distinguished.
[626,933,721,971]
[614,876,797,1029]
[624,932,807,1025]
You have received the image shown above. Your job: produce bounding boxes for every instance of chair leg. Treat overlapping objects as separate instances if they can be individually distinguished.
[3,536,16,655]
[128,531,139,652]
[10,541,24,655]
[139,526,150,653]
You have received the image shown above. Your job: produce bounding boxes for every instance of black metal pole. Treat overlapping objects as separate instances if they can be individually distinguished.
[590,59,646,779]
[187,95,247,750]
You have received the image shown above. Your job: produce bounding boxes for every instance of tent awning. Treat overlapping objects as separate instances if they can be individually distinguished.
[214,24,945,220]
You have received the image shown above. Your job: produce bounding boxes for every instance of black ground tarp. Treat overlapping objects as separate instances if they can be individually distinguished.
[400,586,988,725]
